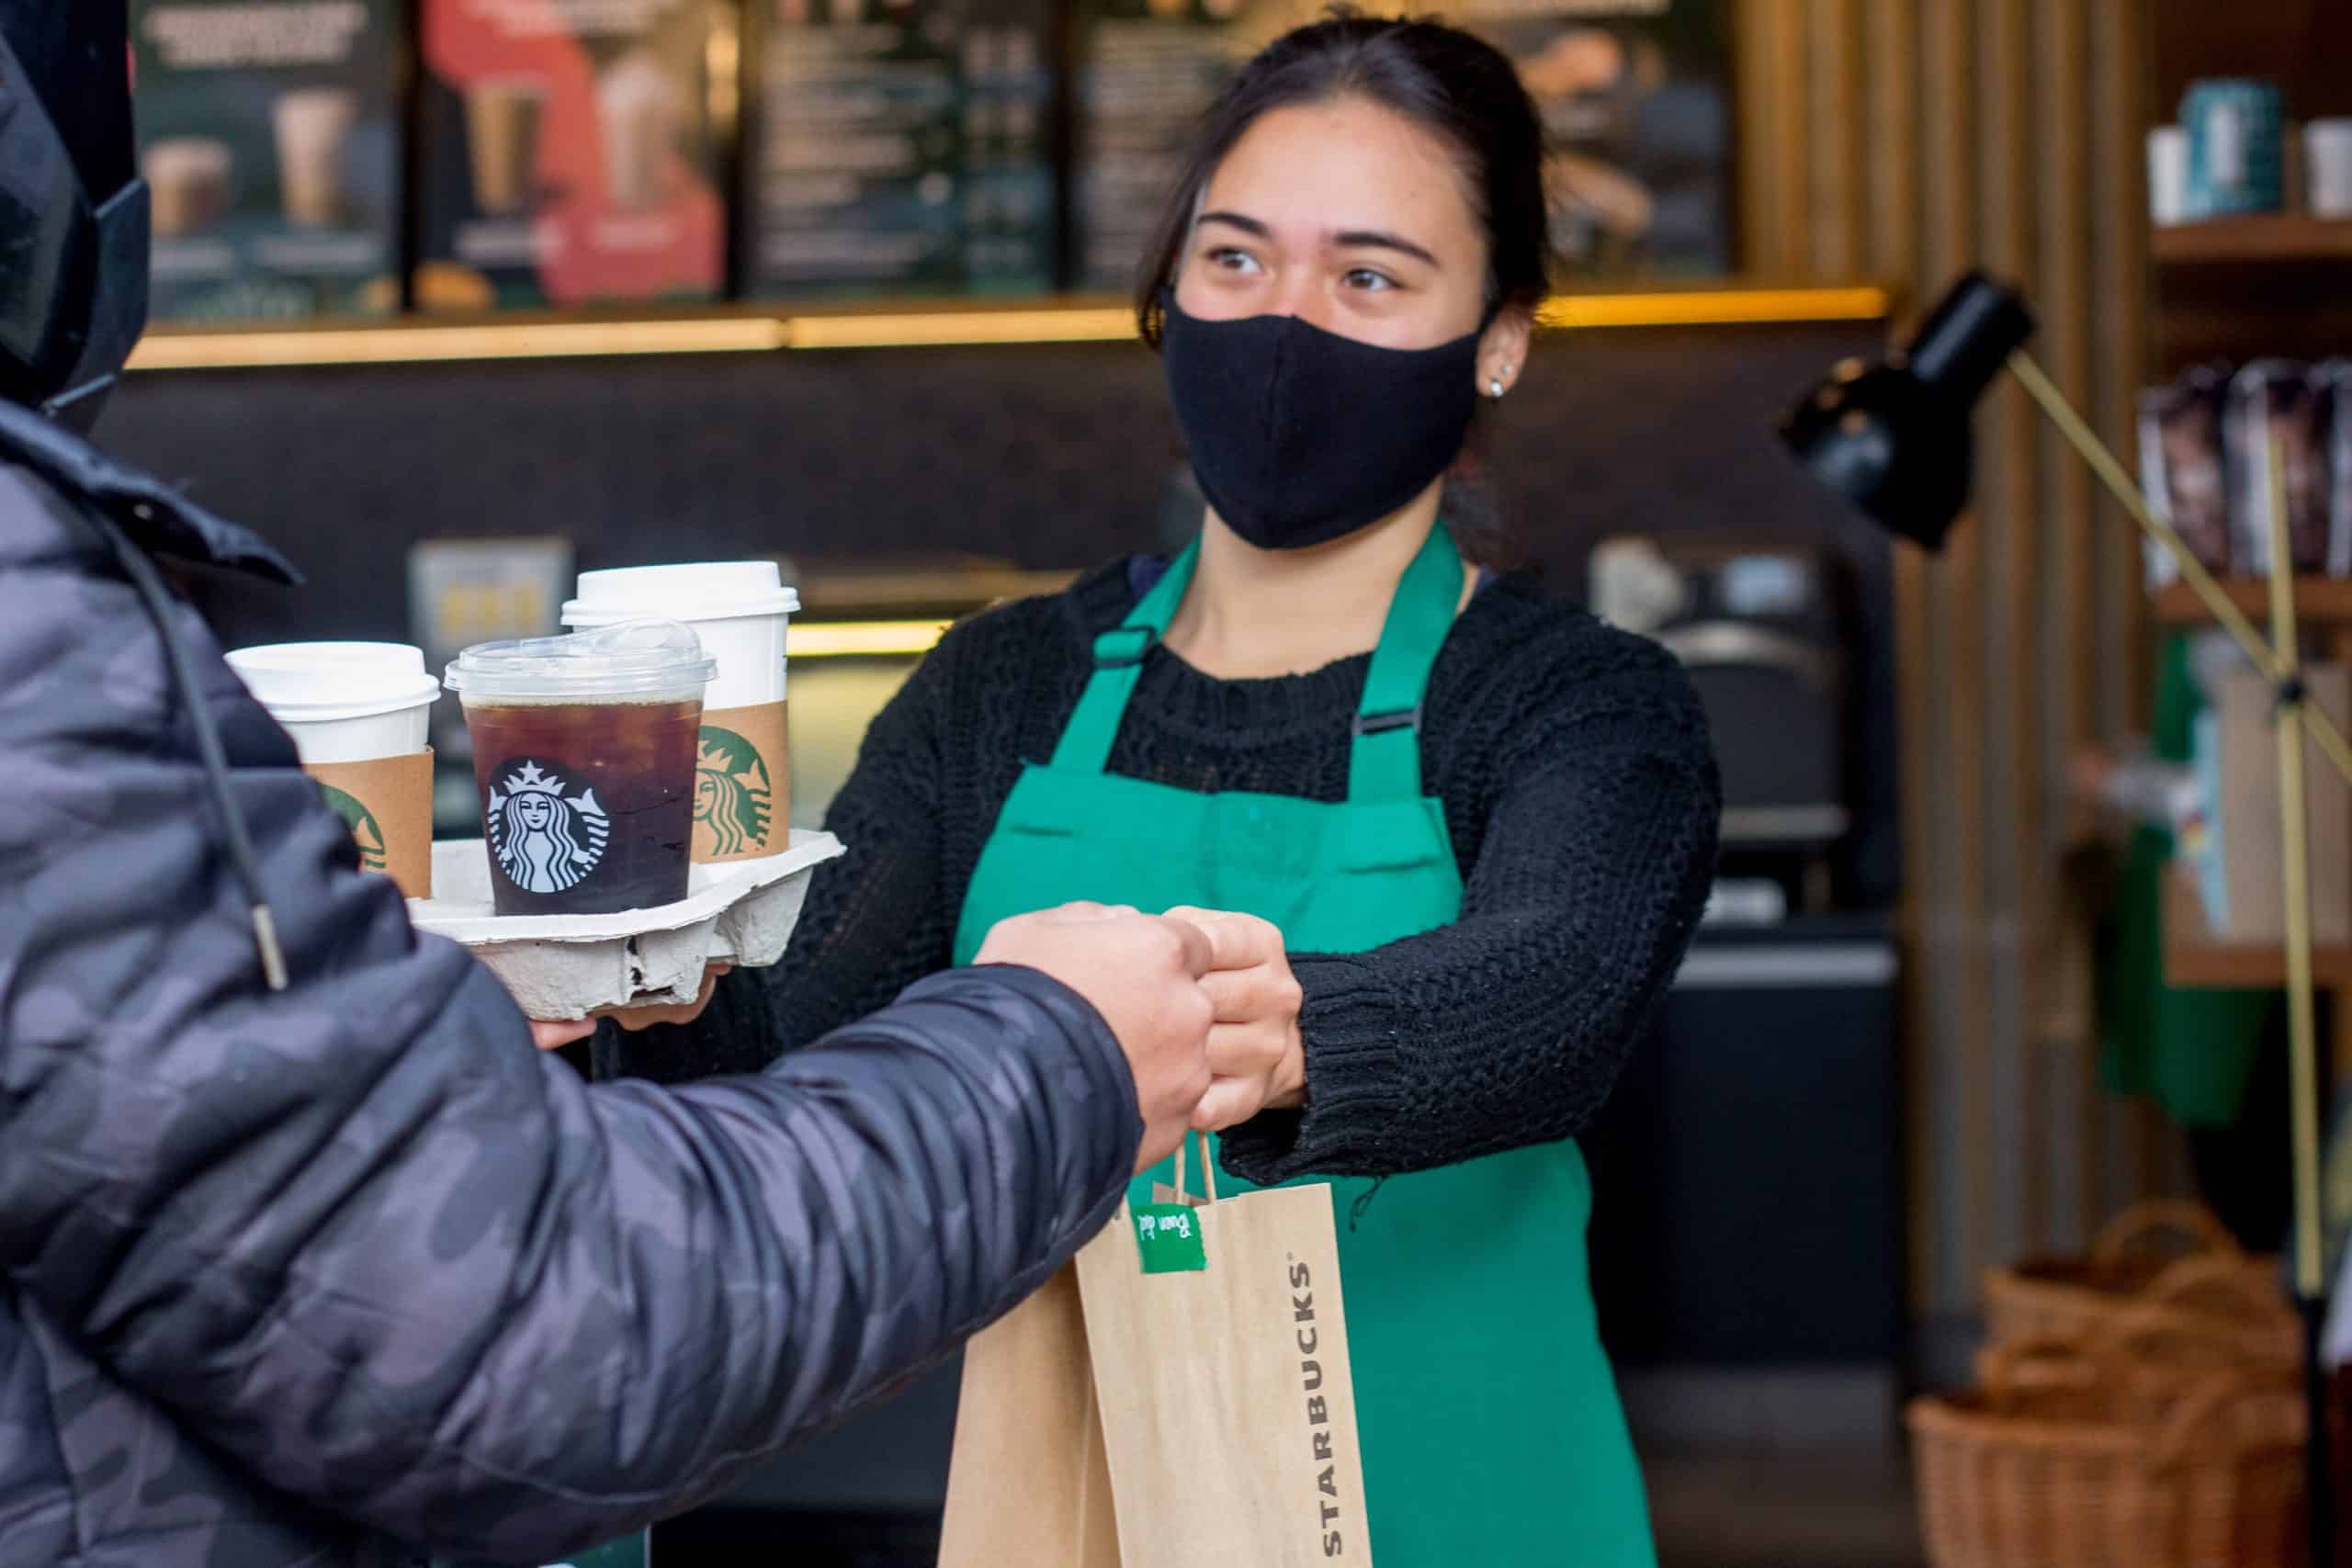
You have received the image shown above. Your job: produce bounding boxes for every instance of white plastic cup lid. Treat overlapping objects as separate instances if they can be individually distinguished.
[446,618,716,703]
[226,642,442,723]
[562,560,801,627]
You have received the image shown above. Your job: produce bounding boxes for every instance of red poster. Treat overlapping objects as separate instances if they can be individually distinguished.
[418,0,726,309]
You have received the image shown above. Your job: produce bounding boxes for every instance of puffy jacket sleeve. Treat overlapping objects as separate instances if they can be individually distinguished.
[0,480,1139,1562]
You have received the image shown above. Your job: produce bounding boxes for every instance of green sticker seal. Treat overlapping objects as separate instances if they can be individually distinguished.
[1131,1202,1208,1274]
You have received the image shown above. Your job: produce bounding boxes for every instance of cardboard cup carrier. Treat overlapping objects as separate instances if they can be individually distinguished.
[562,562,798,863]
[226,643,440,897]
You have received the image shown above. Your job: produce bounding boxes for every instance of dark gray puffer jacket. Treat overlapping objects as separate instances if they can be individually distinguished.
[0,400,1140,1567]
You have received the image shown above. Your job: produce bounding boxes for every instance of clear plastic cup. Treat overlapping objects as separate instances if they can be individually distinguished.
[445,620,715,916]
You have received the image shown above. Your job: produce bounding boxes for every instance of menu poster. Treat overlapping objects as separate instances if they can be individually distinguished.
[748,0,1055,299]
[1074,0,1249,295]
[417,0,727,310]
[1076,0,1732,288]
[1458,0,1735,278]
[130,0,403,321]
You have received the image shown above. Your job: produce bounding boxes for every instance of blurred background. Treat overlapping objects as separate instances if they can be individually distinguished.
[112,0,2352,1563]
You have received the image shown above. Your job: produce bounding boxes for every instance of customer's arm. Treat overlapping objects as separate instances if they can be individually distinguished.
[1218,618,1721,1184]
[0,551,1142,1563]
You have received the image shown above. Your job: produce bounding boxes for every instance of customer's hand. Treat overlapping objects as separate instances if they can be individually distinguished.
[977,903,1216,1173]
[523,963,732,1052]
[1162,908,1306,1132]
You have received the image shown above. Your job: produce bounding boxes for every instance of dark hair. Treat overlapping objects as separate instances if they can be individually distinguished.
[1133,9,1551,346]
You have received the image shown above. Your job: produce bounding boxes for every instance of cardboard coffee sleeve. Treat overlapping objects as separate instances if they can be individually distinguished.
[695,700,791,863]
[304,750,435,899]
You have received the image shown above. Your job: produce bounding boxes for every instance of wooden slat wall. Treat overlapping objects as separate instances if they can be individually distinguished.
[1732,0,2179,1319]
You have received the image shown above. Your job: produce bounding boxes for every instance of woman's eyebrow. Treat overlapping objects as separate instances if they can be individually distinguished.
[1331,229,1441,266]
[1195,210,1441,267]
[1196,209,1271,237]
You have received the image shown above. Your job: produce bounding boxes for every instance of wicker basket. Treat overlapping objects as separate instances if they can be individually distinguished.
[1977,1253,2301,1408]
[1984,1201,2278,1350]
[1910,1336,2305,1568]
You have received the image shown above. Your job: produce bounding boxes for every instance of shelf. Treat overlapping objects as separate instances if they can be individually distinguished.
[2153,214,2352,266]
[2164,871,2352,989]
[2150,576,2352,626]
[121,284,1894,372]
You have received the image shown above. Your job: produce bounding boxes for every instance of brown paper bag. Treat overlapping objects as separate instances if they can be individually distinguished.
[938,1259,1121,1568]
[2216,662,2352,942]
[1075,1139,1373,1568]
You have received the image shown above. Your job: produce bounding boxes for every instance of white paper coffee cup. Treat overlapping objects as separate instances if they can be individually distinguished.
[228,642,442,897]
[228,641,440,761]
[562,562,798,862]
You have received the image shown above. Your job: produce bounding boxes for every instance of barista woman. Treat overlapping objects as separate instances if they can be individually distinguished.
[609,13,1719,1563]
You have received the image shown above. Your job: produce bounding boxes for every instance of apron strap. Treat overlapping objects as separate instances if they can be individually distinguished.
[1349,522,1464,804]
[1049,537,1201,774]
[1050,523,1462,799]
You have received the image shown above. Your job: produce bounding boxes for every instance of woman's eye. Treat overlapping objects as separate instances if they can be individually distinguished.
[1206,246,1262,275]
[1342,267,1397,292]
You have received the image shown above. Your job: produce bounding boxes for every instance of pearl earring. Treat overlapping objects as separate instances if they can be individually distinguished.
[1488,374,1507,400]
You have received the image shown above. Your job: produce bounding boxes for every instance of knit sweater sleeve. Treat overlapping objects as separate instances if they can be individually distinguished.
[1217,618,1720,1184]
[594,618,970,1084]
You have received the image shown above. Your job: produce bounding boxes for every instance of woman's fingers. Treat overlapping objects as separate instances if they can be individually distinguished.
[529,1018,595,1052]
[1191,1074,1270,1133]
[1203,963,1291,1023]
[1163,906,1284,971]
[1204,1018,1289,1079]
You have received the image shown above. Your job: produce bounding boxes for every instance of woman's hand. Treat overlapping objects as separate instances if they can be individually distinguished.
[1162,908,1306,1132]
[525,963,733,1052]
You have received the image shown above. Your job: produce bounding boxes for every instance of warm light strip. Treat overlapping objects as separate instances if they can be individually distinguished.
[125,288,1891,371]
[126,317,793,369]
[1536,286,1890,329]
[784,307,1141,349]
[791,619,953,659]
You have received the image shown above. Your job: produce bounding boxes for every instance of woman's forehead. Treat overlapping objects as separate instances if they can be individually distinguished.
[1198,97,1480,253]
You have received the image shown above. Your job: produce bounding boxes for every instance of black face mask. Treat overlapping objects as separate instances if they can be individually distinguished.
[1159,293,1483,550]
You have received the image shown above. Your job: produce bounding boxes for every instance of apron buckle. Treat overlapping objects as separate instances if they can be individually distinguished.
[1352,704,1421,738]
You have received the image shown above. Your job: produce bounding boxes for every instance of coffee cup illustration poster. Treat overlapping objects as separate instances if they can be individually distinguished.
[130,0,402,321]
[418,0,728,310]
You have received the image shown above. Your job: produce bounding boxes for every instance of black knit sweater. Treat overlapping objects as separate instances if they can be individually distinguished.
[598,556,1722,1185]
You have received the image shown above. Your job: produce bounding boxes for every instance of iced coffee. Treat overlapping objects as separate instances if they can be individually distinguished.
[145,140,232,237]
[599,53,681,212]
[274,88,357,227]
[466,77,548,217]
[446,621,715,917]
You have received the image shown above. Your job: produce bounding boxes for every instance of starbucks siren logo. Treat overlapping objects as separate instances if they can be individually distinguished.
[320,784,388,874]
[486,760,610,894]
[695,726,773,857]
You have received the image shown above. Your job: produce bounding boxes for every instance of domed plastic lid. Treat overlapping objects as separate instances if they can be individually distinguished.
[226,642,441,722]
[562,560,800,627]
[446,619,716,703]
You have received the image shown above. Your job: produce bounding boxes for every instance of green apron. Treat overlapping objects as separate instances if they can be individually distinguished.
[951,523,1656,1566]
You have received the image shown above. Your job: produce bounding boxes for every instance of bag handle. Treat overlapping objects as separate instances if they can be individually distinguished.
[2089,1200,2241,1267]
[1171,1129,1220,1206]
[2139,1251,2287,1322]
[1977,1335,2116,1409]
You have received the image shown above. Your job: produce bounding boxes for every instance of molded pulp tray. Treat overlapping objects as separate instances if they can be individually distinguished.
[409,830,845,1020]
